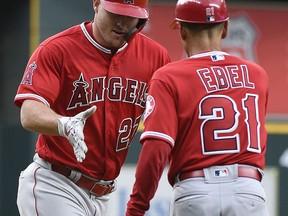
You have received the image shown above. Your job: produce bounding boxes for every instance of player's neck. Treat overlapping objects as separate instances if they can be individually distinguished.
[185,39,222,57]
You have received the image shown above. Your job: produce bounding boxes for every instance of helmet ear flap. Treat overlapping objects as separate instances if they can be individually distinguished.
[136,18,148,30]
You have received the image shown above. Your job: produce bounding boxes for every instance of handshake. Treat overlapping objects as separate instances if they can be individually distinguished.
[57,106,97,162]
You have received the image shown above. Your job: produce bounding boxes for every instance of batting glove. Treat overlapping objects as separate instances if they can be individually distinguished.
[57,106,97,163]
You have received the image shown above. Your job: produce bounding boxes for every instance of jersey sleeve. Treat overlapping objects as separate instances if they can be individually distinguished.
[140,77,178,147]
[14,44,61,108]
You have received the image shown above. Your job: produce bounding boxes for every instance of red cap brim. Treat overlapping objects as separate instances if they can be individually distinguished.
[102,1,148,19]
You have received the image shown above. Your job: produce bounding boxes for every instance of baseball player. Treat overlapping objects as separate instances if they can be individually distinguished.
[126,0,269,215]
[14,0,171,215]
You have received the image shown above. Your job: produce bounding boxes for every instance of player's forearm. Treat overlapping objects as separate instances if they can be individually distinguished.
[20,99,61,135]
[126,140,171,215]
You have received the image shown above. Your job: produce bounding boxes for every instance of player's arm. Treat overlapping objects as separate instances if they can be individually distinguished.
[126,139,171,216]
[20,99,61,135]
[20,99,96,162]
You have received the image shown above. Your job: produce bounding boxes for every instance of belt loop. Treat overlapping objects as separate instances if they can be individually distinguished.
[174,174,181,185]
[112,179,117,192]
[69,170,82,183]
[257,168,264,181]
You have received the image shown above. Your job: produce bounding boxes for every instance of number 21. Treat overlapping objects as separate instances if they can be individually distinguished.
[198,94,261,155]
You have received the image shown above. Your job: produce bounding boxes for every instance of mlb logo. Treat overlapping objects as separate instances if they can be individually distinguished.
[206,16,215,22]
[211,54,225,61]
[214,168,228,177]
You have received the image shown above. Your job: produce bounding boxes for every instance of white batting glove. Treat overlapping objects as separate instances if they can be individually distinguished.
[57,106,97,163]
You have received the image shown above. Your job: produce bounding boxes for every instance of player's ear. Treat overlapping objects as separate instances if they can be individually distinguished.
[179,24,188,41]
[93,0,100,13]
[221,21,229,39]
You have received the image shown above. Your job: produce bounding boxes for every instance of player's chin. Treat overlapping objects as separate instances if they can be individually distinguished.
[109,37,126,49]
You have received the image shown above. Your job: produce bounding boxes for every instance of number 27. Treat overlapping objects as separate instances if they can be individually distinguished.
[198,94,261,155]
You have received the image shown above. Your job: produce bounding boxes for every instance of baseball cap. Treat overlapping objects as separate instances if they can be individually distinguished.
[102,0,149,19]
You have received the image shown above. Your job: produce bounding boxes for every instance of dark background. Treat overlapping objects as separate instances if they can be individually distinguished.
[1,1,288,216]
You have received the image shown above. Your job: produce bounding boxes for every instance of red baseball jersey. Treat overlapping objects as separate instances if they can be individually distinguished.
[14,21,171,180]
[140,51,268,185]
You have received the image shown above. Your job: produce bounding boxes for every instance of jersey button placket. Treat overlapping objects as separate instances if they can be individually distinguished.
[106,104,113,137]
[107,61,116,137]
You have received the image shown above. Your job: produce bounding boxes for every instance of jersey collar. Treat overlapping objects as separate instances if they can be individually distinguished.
[190,51,230,59]
[80,22,128,55]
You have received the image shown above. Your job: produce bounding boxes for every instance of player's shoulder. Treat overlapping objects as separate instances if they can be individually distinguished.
[157,58,190,71]
[134,33,159,45]
[132,33,171,62]
[226,54,259,66]
[152,58,189,78]
[40,23,82,46]
[228,54,267,74]
[134,33,167,50]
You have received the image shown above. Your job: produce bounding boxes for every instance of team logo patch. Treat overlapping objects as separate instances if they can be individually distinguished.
[21,61,37,85]
[143,95,155,121]
[214,168,228,177]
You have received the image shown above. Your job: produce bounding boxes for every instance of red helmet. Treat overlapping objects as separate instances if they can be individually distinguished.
[102,0,149,19]
[171,0,229,28]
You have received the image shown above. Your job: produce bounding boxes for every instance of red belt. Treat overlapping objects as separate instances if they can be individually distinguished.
[51,165,115,196]
[179,166,262,181]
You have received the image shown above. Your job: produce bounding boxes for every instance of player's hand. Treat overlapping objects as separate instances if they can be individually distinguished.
[57,106,97,162]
